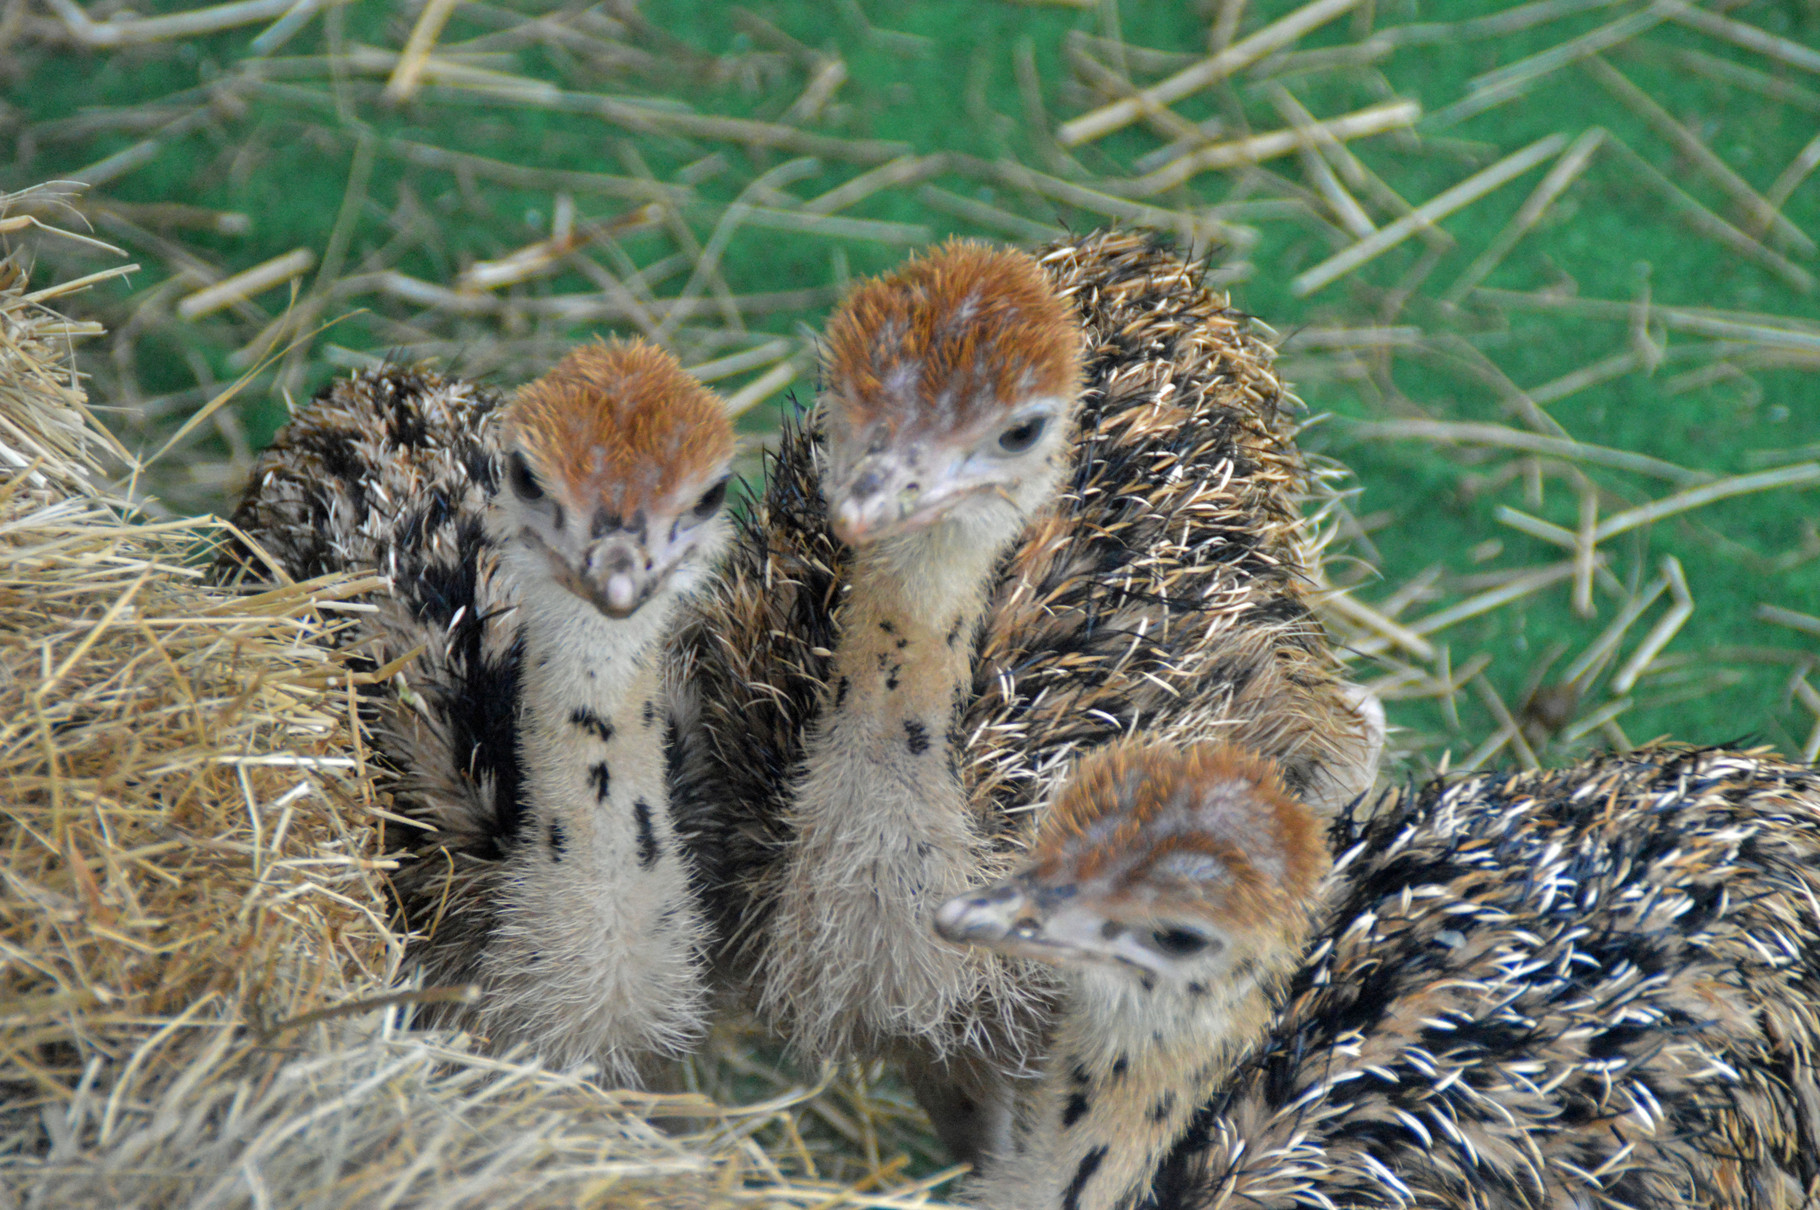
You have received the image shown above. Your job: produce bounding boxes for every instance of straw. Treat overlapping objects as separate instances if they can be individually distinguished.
[1293,134,1568,295]
[1058,0,1365,147]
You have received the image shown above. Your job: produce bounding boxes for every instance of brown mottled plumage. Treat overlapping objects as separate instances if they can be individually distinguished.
[221,364,502,596]
[223,342,736,1084]
[941,743,1820,1210]
[672,232,1382,1164]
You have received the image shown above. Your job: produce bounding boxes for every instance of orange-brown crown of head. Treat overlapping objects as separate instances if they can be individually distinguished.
[504,340,734,517]
[1031,740,1328,932]
[822,239,1085,438]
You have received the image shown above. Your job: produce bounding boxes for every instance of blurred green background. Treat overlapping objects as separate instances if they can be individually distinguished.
[5,0,1819,773]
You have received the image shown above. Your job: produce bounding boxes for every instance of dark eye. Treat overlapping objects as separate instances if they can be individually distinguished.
[1150,928,1213,958]
[692,478,729,519]
[508,452,544,501]
[997,416,1047,454]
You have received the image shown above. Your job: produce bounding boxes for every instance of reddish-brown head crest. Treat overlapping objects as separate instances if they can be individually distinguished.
[504,340,734,520]
[823,239,1084,440]
[1030,740,1328,932]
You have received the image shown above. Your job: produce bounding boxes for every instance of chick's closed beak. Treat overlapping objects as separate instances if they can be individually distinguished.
[583,535,650,619]
[933,881,1031,947]
[831,455,919,545]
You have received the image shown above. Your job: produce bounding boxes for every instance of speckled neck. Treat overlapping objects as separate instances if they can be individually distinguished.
[968,967,1281,1210]
[474,560,708,1079]
[760,520,1015,1058]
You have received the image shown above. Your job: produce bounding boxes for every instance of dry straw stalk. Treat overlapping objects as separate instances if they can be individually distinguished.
[0,192,959,1208]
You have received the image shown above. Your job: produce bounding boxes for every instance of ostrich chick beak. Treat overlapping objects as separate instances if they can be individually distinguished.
[933,882,1027,947]
[531,529,658,620]
[589,534,647,618]
[934,880,1078,964]
[830,454,914,545]
[935,879,1193,979]
[831,450,996,546]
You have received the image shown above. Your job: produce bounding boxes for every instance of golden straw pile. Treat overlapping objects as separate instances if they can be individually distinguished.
[0,198,957,1208]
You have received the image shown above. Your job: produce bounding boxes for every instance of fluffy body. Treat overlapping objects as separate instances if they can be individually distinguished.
[223,350,729,1083]
[958,744,1820,1210]
[672,232,1382,1155]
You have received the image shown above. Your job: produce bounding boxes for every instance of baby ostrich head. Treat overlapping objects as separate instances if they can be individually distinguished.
[492,340,736,618]
[819,240,1085,550]
[934,740,1328,1002]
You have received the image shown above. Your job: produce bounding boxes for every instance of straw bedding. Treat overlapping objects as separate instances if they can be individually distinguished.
[0,209,955,1209]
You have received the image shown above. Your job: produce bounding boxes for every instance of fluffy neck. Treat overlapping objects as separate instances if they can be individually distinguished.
[506,544,677,709]
[969,963,1283,1210]
[762,514,1024,1057]
[858,512,1019,623]
[473,540,707,1080]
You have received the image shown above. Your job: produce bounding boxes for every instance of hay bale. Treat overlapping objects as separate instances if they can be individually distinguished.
[0,203,958,1208]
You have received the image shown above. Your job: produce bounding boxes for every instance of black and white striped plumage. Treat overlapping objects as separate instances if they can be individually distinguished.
[1174,744,1820,1209]
[940,742,1820,1210]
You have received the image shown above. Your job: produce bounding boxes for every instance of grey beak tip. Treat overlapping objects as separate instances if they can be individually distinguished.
[932,897,970,942]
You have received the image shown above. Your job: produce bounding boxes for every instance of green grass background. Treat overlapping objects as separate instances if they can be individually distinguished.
[6,0,1820,770]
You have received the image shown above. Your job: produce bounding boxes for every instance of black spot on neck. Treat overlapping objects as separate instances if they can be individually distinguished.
[570,706,614,744]
[642,699,657,728]
[1061,1146,1107,1210]
[878,619,896,635]
[548,821,566,860]
[1069,1060,1090,1086]
[885,663,900,690]
[1062,1092,1090,1128]
[1186,981,1208,998]
[904,719,931,755]
[589,762,610,801]
[633,798,659,868]
[1149,1092,1175,1123]
[1110,1055,1128,1081]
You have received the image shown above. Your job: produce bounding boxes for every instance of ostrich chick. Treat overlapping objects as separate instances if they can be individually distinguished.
[758,242,1085,1152]
[943,743,1820,1210]
[675,233,1382,1162]
[225,344,735,1083]
[936,739,1328,1210]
